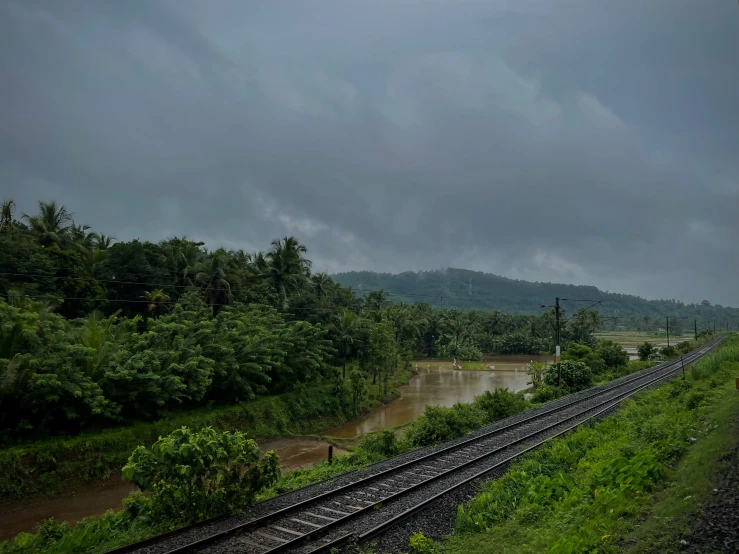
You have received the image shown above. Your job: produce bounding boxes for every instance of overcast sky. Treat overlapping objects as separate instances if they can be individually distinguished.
[2,0,737,305]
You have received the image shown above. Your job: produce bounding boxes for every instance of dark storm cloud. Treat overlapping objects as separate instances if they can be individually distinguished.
[1,0,737,305]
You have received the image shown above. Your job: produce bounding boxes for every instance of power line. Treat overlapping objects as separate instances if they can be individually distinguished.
[4,271,733,321]
[14,293,357,312]
[0,270,435,301]
[0,270,574,305]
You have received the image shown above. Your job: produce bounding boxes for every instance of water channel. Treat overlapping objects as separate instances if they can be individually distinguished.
[325,355,547,438]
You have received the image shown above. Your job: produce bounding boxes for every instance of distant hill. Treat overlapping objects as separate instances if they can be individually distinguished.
[332,268,739,324]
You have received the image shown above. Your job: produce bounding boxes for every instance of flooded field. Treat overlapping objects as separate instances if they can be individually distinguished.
[596,332,694,360]
[325,355,545,439]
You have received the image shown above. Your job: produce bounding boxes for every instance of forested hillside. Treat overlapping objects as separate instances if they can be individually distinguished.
[333,269,739,327]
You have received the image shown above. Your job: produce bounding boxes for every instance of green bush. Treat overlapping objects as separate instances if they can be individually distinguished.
[595,339,630,369]
[637,341,655,361]
[684,392,705,410]
[676,340,693,354]
[122,427,280,523]
[409,532,437,553]
[358,429,400,457]
[543,360,592,391]
[562,343,604,373]
[473,389,528,421]
[404,403,487,447]
[660,345,677,358]
[531,384,567,403]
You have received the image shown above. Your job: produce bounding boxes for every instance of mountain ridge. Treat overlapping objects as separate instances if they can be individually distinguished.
[331,268,738,322]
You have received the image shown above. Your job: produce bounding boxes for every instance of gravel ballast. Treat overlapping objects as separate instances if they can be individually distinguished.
[680,426,739,554]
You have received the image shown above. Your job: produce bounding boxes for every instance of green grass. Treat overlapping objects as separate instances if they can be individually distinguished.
[620,386,739,553]
[438,334,739,554]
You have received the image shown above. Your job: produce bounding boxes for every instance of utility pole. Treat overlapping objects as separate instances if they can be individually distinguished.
[666,316,670,348]
[555,297,561,387]
[714,321,716,334]
[694,319,698,341]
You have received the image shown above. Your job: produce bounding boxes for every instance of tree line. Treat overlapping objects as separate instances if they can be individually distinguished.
[333,269,739,327]
[1,199,603,442]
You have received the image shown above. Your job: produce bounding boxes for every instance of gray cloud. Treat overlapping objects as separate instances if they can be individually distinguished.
[1,0,737,305]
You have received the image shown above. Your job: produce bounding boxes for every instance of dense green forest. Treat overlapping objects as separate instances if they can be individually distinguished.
[0,199,697,444]
[333,269,739,328]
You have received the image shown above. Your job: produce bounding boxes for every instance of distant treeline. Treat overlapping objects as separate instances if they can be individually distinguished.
[332,269,738,331]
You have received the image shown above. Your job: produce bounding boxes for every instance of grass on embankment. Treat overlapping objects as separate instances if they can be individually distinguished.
[0,367,412,501]
[437,334,739,554]
[620,382,739,553]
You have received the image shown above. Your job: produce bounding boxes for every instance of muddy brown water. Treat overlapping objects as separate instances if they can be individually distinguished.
[325,355,546,439]
[257,437,349,469]
[0,354,541,541]
[0,475,138,542]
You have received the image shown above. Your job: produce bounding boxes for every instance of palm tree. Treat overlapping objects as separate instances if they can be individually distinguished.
[77,310,124,381]
[253,251,269,274]
[194,251,234,313]
[69,223,99,257]
[311,273,334,303]
[94,234,116,250]
[22,201,74,247]
[140,289,171,315]
[229,249,252,271]
[161,237,204,292]
[336,310,361,378]
[442,309,466,343]
[364,290,390,312]
[0,199,15,232]
[69,223,95,245]
[386,304,414,347]
[264,237,311,307]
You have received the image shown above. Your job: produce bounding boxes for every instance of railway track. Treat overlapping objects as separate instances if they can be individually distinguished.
[118,337,723,554]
